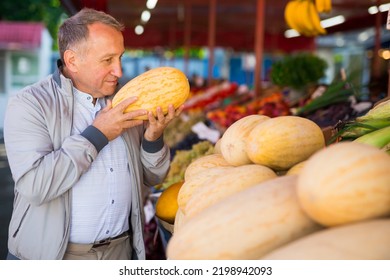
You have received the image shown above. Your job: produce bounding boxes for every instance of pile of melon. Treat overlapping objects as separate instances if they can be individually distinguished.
[163,114,390,260]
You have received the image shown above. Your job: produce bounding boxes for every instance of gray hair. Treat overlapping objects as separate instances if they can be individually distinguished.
[58,8,124,62]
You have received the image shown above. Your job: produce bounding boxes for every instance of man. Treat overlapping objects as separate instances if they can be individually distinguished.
[4,8,181,260]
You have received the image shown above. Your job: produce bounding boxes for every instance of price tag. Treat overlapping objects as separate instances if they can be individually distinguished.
[387,9,390,30]
[191,122,221,143]
[144,199,155,224]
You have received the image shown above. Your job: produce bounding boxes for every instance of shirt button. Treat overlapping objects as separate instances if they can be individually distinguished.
[106,230,109,234]
[87,96,91,100]
[111,200,114,204]
[110,168,113,172]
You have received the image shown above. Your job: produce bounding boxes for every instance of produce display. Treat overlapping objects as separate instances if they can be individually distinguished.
[112,66,190,119]
[163,110,206,148]
[207,92,290,128]
[159,141,215,190]
[160,98,390,259]
[294,80,355,116]
[333,98,390,150]
[183,81,238,111]
[270,53,327,92]
[140,62,389,260]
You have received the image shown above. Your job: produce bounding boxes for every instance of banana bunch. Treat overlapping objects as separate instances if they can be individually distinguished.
[284,0,329,37]
[315,0,332,13]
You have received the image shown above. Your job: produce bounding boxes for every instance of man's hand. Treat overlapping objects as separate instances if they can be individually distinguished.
[92,97,147,141]
[144,104,184,142]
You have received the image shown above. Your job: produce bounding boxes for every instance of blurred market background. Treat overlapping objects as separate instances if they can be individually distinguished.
[0,0,389,259]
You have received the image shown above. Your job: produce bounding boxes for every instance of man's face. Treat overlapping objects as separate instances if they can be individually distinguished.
[71,22,125,98]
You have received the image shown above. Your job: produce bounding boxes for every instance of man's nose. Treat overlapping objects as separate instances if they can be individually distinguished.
[112,62,123,78]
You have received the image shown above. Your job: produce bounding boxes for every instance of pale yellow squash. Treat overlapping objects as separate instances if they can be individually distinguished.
[184,153,232,181]
[166,175,321,260]
[173,208,186,234]
[184,164,277,219]
[262,219,390,260]
[297,141,390,227]
[220,114,270,166]
[246,116,325,170]
[286,160,307,175]
[213,138,222,154]
[178,166,233,213]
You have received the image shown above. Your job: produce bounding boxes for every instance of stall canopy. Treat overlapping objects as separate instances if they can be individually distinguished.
[0,22,44,50]
[59,0,388,52]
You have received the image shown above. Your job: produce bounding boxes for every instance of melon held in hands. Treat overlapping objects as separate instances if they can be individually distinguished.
[112,67,190,120]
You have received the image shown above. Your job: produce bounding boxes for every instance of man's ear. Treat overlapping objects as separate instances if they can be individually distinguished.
[63,49,78,73]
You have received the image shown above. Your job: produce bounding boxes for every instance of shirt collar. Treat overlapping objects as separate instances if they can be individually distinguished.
[73,87,105,112]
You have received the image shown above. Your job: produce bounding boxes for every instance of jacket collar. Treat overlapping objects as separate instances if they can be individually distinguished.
[53,59,63,87]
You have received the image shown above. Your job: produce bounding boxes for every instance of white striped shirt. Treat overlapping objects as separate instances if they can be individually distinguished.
[69,88,131,244]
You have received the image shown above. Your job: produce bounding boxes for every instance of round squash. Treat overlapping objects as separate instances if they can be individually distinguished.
[184,164,278,219]
[178,166,233,212]
[213,138,222,154]
[286,160,307,175]
[245,116,325,170]
[173,208,186,234]
[262,219,390,260]
[112,67,190,120]
[184,153,232,181]
[166,175,322,260]
[155,181,184,224]
[220,114,270,166]
[297,142,390,227]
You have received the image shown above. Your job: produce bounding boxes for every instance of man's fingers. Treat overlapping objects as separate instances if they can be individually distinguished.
[147,111,156,123]
[115,96,138,112]
[175,105,184,117]
[123,109,148,120]
[156,107,165,123]
[123,119,144,128]
[167,104,176,119]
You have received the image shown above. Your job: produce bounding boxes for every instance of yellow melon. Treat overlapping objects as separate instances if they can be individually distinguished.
[112,67,189,120]
[155,181,184,224]
[220,114,270,166]
[297,141,390,227]
[184,164,277,219]
[262,219,390,260]
[246,116,325,170]
[178,166,233,212]
[184,153,232,181]
[166,175,322,259]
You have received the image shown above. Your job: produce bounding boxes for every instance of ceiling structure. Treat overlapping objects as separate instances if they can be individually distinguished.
[60,0,388,52]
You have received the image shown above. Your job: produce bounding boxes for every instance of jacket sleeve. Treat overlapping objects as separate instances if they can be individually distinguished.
[4,91,98,206]
[140,135,170,187]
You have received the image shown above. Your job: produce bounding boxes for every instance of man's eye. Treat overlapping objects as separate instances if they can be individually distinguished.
[105,58,112,63]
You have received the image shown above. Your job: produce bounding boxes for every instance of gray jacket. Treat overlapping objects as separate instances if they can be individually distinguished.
[4,63,170,260]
